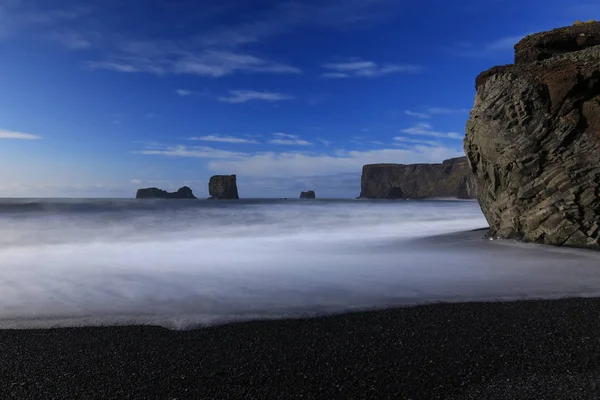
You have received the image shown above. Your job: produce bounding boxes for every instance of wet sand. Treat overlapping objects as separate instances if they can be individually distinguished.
[2,296,600,400]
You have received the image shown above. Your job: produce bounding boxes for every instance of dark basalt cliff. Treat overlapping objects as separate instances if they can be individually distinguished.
[208,175,239,200]
[136,186,196,199]
[359,157,477,199]
[300,190,316,199]
[465,22,600,248]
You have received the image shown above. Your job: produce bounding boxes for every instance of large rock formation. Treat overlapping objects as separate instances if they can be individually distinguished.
[208,175,239,200]
[300,190,316,199]
[464,22,600,248]
[359,157,477,199]
[136,186,196,199]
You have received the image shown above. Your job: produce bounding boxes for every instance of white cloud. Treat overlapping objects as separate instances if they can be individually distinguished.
[86,61,139,73]
[321,59,422,78]
[3,1,392,79]
[316,138,332,147]
[455,34,529,57]
[272,133,298,139]
[269,139,312,146]
[188,135,259,144]
[88,48,301,78]
[427,107,470,115]
[176,89,192,96]
[45,29,94,49]
[0,129,42,140]
[130,178,143,185]
[208,146,464,178]
[393,137,443,147]
[404,108,469,119]
[218,90,294,103]
[404,110,430,119]
[269,133,311,146]
[321,72,349,79]
[134,145,247,159]
[399,123,464,140]
[135,139,464,180]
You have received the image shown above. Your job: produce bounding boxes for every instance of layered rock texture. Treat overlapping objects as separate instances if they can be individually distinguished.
[359,157,477,199]
[464,22,600,248]
[136,186,196,199]
[300,190,316,199]
[208,175,239,200]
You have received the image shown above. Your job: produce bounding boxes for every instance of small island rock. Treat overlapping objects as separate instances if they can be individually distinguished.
[208,175,239,200]
[300,190,316,199]
[136,186,196,199]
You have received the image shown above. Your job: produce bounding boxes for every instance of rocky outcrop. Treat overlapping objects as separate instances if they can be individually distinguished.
[208,175,239,200]
[136,186,196,199]
[514,21,600,64]
[359,157,477,199]
[464,22,600,248]
[300,190,316,199]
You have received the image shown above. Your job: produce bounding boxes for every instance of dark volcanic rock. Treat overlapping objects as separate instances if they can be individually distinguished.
[359,157,477,199]
[465,23,600,248]
[136,186,196,199]
[300,190,316,199]
[208,175,239,200]
[514,21,600,64]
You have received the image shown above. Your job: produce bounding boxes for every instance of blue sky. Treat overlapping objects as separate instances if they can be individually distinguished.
[0,0,597,198]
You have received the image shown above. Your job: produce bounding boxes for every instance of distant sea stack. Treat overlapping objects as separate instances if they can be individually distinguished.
[359,157,477,199]
[465,22,600,248]
[208,175,239,200]
[135,186,196,199]
[300,190,316,199]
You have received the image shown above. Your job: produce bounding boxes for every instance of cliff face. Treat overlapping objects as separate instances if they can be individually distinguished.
[208,175,239,200]
[464,22,600,248]
[359,157,477,199]
[136,186,196,199]
[300,190,316,199]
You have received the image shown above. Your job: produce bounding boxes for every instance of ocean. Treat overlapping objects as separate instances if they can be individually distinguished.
[1,198,600,330]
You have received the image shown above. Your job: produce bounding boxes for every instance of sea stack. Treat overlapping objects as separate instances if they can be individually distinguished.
[359,157,477,199]
[135,186,197,199]
[464,22,600,248]
[208,175,240,200]
[300,190,316,199]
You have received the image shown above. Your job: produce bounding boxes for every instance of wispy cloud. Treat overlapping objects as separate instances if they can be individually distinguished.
[194,0,394,48]
[188,135,259,144]
[208,146,464,178]
[316,138,332,147]
[86,61,139,73]
[404,110,430,119]
[134,145,246,159]
[454,34,529,57]
[321,59,422,78]
[0,129,42,140]
[135,139,464,179]
[398,123,464,140]
[87,49,301,77]
[427,107,470,115]
[404,107,469,119]
[218,90,294,104]
[176,89,192,96]
[44,29,95,49]
[268,133,312,146]
[393,136,443,147]
[4,1,395,78]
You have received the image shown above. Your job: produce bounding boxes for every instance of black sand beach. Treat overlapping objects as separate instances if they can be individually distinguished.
[2,298,600,400]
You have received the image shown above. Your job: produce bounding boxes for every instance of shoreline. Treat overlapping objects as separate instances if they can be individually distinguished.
[3,297,600,399]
